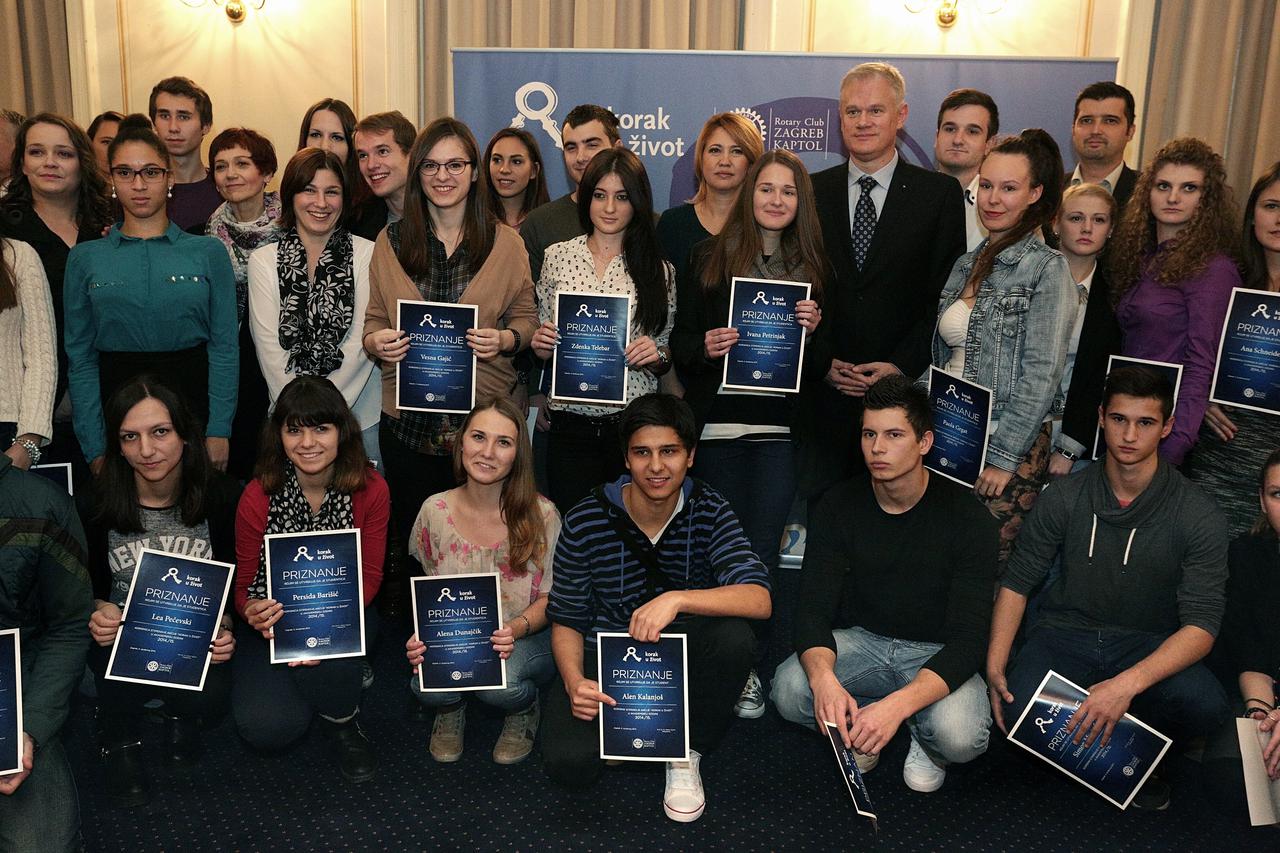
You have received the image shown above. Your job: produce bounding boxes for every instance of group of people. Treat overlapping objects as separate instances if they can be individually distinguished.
[1,58,1278,850]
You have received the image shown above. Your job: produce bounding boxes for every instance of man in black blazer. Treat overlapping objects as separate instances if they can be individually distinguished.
[803,62,966,496]
[1066,82,1139,212]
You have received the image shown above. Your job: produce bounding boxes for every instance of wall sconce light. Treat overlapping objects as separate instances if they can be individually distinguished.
[179,0,266,24]
[903,0,1005,28]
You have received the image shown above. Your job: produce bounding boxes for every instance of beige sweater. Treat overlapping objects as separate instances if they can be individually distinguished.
[364,223,538,417]
[0,239,56,443]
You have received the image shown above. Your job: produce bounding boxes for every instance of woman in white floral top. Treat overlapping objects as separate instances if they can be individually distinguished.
[405,396,561,765]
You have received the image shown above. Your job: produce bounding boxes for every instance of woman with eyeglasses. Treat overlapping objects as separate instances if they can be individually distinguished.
[64,114,237,476]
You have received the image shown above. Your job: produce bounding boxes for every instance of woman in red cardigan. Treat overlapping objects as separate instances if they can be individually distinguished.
[231,375,388,782]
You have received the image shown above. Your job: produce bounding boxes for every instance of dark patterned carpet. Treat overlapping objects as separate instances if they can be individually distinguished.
[65,571,1265,851]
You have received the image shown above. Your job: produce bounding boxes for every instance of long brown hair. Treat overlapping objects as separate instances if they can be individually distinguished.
[255,376,368,495]
[968,129,1063,289]
[451,396,549,575]
[397,117,494,278]
[296,99,368,214]
[1241,162,1280,292]
[700,149,826,300]
[1109,137,1240,304]
[480,127,549,226]
[1,113,111,235]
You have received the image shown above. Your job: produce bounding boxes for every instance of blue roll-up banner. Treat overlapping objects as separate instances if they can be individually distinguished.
[925,366,993,488]
[1007,670,1172,810]
[0,629,20,776]
[724,278,811,394]
[396,300,478,415]
[1210,288,1280,416]
[453,50,1118,206]
[552,291,631,405]
[411,573,506,692]
[105,549,234,691]
[265,529,366,663]
[598,632,689,762]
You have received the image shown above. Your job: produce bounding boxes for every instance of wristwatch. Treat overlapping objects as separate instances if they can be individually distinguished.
[11,437,41,466]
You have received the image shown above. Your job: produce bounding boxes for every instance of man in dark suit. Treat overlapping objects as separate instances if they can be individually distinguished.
[1066,82,1139,212]
[804,62,966,496]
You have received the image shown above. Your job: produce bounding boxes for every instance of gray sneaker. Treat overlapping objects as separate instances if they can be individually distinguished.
[733,669,766,719]
[429,703,466,763]
[492,699,539,765]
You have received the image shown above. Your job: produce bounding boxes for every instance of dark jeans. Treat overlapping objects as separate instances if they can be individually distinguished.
[378,418,457,562]
[87,642,231,729]
[230,610,377,750]
[546,410,626,515]
[229,322,269,481]
[542,616,754,787]
[0,737,80,853]
[1004,624,1230,745]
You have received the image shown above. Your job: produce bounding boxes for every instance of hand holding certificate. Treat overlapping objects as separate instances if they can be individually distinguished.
[824,721,879,829]
[1211,288,1280,416]
[925,367,993,488]
[396,300,478,415]
[409,574,506,692]
[597,633,689,761]
[722,278,812,394]
[551,292,631,404]
[0,629,22,777]
[264,529,366,664]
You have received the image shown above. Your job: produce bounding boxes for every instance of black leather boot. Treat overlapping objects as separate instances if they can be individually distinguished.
[322,714,376,783]
[164,714,202,765]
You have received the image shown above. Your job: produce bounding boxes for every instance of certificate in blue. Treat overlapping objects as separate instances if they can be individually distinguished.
[105,549,234,691]
[265,529,366,663]
[1092,356,1184,459]
[552,291,630,405]
[925,367,993,488]
[0,628,21,776]
[1211,287,1280,416]
[597,632,689,762]
[410,573,506,692]
[824,721,878,826]
[31,463,73,495]
[1007,670,1172,809]
[723,277,811,393]
[396,300,477,415]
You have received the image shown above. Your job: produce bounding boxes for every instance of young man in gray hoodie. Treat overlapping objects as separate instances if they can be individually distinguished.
[985,366,1230,809]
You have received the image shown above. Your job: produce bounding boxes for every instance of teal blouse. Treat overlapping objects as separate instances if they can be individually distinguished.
[63,222,237,460]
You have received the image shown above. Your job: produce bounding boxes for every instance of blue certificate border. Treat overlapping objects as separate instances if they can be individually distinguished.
[551,290,632,405]
[924,366,994,489]
[0,628,21,777]
[722,277,811,394]
[410,573,507,693]
[395,299,478,415]
[105,548,235,692]
[1092,356,1184,460]
[1006,669,1172,810]
[596,632,690,762]
[265,528,366,664]
[1210,287,1280,416]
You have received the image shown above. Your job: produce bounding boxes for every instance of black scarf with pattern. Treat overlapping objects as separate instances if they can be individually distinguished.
[276,227,356,377]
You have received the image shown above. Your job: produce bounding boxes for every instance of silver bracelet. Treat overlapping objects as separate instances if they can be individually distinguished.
[11,437,41,466]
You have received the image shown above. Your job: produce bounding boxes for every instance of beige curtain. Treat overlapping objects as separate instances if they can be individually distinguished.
[0,0,73,115]
[1141,0,1280,197]
[421,0,741,123]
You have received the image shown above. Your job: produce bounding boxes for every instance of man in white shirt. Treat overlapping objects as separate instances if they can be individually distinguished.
[1067,82,1139,211]
[933,89,999,251]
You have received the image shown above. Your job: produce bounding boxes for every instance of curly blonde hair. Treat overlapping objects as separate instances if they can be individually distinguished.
[1109,137,1240,304]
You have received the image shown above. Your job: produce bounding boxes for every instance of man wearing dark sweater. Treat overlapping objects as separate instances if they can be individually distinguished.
[543,394,771,823]
[771,375,998,793]
[987,366,1230,809]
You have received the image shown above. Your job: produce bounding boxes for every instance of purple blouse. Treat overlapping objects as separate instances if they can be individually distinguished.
[1116,251,1240,464]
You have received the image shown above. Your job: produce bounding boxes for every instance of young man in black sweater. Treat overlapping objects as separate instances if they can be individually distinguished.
[771,375,999,793]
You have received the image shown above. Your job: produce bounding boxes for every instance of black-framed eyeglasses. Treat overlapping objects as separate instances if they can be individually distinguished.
[419,159,473,176]
[110,166,170,183]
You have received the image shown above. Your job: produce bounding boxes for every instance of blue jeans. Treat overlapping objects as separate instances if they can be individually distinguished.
[361,422,383,472]
[771,626,992,765]
[1003,624,1229,742]
[0,737,80,853]
[409,628,554,713]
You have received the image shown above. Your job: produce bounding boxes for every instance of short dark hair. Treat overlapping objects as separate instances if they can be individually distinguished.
[1102,366,1174,421]
[208,127,278,178]
[861,375,933,439]
[87,110,125,140]
[277,147,348,230]
[255,376,367,494]
[149,76,213,127]
[936,88,999,138]
[353,110,416,154]
[1073,82,1135,126]
[563,104,620,144]
[108,113,170,168]
[619,393,697,454]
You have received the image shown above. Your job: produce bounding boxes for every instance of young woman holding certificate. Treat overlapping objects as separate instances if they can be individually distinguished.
[922,129,1076,567]
[232,376,388,782]
[404,397,560,764]
[1184,162,1280,535]
[63,115,238,476]
[1109,137,1242,467]
[85,378,241,808]
[247,148,381,468]
[671,149,824,719]
[362,117,537,574]
[530,148,677,514]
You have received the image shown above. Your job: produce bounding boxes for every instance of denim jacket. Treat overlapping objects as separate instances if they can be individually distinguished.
[925,232,1076,472]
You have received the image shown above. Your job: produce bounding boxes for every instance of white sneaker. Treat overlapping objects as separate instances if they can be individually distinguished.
[902,738,946,792]
[734,669,766,719]
[663,750,705,822]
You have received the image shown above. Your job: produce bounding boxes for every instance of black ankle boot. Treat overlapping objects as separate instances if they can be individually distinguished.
[164,714,202,765]
[99,713,150,808]
[323,715,376,783]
